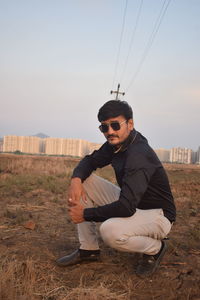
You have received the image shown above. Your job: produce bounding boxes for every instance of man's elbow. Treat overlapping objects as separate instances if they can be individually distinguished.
[119,205,136,217]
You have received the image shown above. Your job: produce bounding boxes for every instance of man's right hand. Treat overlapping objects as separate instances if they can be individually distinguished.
[67,177,87,207]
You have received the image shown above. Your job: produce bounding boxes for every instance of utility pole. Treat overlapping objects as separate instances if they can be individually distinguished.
[110,83,125,100]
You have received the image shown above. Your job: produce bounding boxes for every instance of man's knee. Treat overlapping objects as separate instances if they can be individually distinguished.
[82,174,101,193]
[100,219,128,248]
[100,220,116,246]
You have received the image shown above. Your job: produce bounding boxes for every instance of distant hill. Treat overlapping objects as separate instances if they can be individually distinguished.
[33,133,49,139]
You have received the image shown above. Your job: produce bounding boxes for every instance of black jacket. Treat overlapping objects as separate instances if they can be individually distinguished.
[72,129,176,223]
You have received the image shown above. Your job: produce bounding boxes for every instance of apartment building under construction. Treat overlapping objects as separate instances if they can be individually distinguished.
[170,147,192,164]
[3,135,41,154]
[154,148,170,162]
[2,135,200,164]
[45,138,91,157]
[3,135,102,157]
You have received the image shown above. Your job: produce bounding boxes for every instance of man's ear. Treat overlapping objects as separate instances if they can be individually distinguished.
[128,119,134,130]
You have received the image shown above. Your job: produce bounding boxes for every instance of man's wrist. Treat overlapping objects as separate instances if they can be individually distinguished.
[71,177,81,181]
[84,207,95,222]
[71,177,82,183]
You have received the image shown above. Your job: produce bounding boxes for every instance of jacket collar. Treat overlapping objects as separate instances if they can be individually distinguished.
[113,129,138,153]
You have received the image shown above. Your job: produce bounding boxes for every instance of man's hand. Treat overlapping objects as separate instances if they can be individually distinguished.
[68,201,85,224]
[68,177,87,207]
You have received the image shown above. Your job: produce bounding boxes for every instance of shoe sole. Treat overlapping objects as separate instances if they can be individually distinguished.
[56,256,101,267]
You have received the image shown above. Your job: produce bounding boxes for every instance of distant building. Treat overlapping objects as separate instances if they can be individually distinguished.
[170,147,192,164]
[89,142,102,153]
[39,139,46,153]
[191,151,197,164]
[154,148,170,162]
[45,137,90,157]
[3,135,96,157]
[4,134,197,164]
[0,138,3,152]
[3,135,40,154]
[196,146,200,164]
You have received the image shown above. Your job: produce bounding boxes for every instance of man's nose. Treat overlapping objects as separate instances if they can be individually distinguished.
[107,124,115,134]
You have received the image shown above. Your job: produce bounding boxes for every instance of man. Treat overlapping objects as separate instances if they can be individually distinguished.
[56,100,176,276]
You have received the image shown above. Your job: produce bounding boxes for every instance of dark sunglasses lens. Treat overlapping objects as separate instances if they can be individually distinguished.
[99,124,109,133]
[111,122,120,131]
[99,122,121,132]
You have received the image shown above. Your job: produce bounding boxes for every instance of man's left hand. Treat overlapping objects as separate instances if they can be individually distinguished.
[68,201,85,224]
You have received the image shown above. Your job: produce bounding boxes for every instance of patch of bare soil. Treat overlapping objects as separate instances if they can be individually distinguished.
[0,154,200,300]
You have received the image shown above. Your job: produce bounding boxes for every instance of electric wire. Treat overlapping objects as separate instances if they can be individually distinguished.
[120,0,143,86]
[125,0,172,92]
[111,0,128,90]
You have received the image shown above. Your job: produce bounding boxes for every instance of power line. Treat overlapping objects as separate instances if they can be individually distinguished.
[120,0,143,85]
[111,0,128,90]
[126,0,172,92]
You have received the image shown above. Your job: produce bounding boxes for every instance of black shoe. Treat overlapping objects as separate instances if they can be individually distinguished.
[136,240,167,277]
[56,249,100,266]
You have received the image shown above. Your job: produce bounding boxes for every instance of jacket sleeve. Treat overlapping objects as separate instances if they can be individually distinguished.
[72,142,114,181]
[84,150,157,222]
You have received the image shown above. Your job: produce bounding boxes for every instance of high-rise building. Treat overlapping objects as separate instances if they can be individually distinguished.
[191,151,197,164]
[89,142,102,153]
[3,134,197,163]
[45,137,90,157]
[170,147,192,164]
[3,135,40,154]
[196,146,200,164]
[154,148,170,162]
[0,138,3,152]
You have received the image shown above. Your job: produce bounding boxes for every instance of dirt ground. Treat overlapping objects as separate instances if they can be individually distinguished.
[0,154,200,300]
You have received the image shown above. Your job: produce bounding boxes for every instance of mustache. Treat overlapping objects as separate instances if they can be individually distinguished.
[107,134,119,138]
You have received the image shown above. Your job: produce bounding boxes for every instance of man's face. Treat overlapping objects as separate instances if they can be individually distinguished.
[99,115,134,146]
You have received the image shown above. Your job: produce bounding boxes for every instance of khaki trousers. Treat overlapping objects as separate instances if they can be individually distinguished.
[78,174,172,255]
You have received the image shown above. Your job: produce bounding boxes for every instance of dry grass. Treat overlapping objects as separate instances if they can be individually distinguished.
[0,154,200,300]
[0,153,78,176]
[0,257,37,300]
[0,256,131,300]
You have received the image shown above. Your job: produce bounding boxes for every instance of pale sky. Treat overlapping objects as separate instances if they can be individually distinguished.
[0,0,199,150]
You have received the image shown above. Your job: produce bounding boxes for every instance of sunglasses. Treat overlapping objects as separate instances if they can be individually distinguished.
[99,120,127,133]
